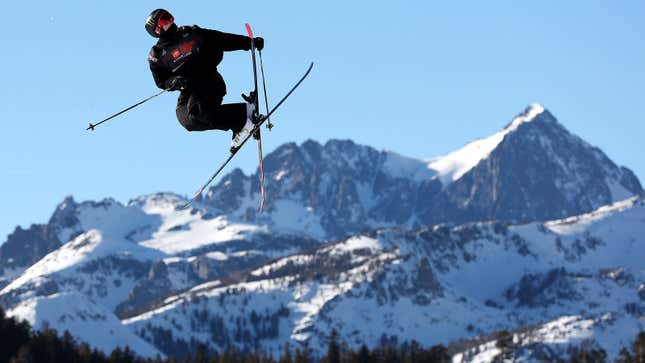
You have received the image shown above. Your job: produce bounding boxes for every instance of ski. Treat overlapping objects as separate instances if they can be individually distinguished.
[245,23,266,212]
[181,61,314,209]
[256,135,266,211]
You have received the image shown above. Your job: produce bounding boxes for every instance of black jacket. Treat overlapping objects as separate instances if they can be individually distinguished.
[148,25,251,98]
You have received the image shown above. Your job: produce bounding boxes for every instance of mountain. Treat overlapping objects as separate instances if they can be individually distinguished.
[2,194,643,360]
[0,104,642,361]
[204,103,642,237]
[123,196,645,360]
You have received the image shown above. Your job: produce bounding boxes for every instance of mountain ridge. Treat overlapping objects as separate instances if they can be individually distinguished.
[0,103,643,361]
[203,103,641,235]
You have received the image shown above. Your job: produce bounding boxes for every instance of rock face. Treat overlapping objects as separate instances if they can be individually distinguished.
[0,196,81,274]
[0,224,60,271]
[204,104,642,238]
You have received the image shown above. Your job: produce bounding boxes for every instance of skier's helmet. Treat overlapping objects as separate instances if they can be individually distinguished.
[145,9,175,38]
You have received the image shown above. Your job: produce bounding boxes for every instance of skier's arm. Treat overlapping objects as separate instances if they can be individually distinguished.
[148,49,172,90]
[200,27,252,52]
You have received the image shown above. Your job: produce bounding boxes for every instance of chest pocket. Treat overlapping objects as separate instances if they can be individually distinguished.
[163,34,202,73]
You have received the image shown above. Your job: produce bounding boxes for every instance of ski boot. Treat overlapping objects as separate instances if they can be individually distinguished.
[242,91,263,139]
[230,92,261,153]
[230,120,254,153]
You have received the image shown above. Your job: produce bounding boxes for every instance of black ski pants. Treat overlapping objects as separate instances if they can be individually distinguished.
[175,91,246,133]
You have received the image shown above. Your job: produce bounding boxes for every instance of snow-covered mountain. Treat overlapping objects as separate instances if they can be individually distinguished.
[204,103,642,237]
[0,194,320,358]
[0,103,642,361]
[123,196,645,360]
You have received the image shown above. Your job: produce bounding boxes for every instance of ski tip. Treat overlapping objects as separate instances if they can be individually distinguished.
[244,23,253,38]
[87,123,95,131]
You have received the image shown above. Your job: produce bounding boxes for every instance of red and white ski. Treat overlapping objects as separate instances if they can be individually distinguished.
[245,23,265,211]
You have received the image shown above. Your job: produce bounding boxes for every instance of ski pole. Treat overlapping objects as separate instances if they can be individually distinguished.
[86,89,167,131]
[258,50,273,131]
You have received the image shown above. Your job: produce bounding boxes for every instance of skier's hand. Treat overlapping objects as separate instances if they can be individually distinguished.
[254,37,264,51]
[166,76,188,91]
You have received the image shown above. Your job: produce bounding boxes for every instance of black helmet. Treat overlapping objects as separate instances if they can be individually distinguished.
[145,9,175,38]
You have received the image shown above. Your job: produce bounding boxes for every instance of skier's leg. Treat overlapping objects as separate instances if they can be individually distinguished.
[175,92,218,132]
[210,103,248,133]
[175,91,250,135]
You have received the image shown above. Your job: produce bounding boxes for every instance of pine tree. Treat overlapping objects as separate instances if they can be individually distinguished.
[207,349,220,363]
[77,343,92,363]
[617,347,633,363]
[60,331,77,363]
[293,347,312,363]
[108,347,125,363]
[382,345,399,363]
[8,346,34,363]
[326,329,340,363]
[193,344,208,363]
[427,344,450,363]
[0,307,31,363]
[356,345,370,363]
[494,330,513,362]
[123,346,138,363]
[278,343,292,363]
[633,331,645,363]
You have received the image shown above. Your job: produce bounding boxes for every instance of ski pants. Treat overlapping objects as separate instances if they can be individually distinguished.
[175,91,247,133]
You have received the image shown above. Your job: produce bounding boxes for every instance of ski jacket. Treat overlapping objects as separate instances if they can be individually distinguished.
[148,25,251,98]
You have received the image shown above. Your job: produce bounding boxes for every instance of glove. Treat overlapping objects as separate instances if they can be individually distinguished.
[253,37,264,51]
[166,76,188,91]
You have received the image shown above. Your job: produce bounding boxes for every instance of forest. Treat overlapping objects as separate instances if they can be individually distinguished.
[0,306,643,363]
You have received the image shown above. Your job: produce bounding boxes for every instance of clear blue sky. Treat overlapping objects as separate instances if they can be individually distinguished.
[1,1,643,240]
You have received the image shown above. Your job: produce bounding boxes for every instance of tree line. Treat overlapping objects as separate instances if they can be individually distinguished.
[0,306,643,363]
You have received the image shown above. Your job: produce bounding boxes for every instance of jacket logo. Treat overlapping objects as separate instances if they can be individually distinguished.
[170,40,196,61]
[181,40,196,55]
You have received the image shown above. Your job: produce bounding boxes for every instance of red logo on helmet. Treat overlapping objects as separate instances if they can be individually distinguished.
[155,13,174,35]
[171,49,181,60]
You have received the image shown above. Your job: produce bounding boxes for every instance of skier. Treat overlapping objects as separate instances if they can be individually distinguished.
[145,9,264,150]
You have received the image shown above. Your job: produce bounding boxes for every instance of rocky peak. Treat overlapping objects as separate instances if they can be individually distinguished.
[0,197,80,271]
[502,103,548,131]
[203,104,641,237]
[429,105,642,223]
[48,195,80,230]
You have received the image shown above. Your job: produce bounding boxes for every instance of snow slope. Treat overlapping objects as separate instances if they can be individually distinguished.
[7,291,161,358]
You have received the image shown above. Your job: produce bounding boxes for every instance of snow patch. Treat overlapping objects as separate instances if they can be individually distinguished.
[382,151,437,181]
[268,199,325,238]
[330,236,382,255]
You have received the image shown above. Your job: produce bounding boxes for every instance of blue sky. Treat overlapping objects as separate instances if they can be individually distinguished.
[1,1,643,240]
